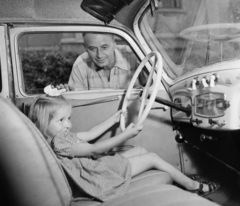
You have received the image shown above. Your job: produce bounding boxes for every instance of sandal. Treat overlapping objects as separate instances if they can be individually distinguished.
[189,180,220,197]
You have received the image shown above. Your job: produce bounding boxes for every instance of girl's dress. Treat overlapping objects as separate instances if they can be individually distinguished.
[50,132,132,202]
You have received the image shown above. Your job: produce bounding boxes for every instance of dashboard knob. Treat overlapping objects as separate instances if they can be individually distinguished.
[202,76,210,87]
[190,118,203,125]
[200,134,214,142]
[175,133,185,143]
[208,119,226,126]
[210,74,219,87]
[208,119,216,125]
[191,77,200,90]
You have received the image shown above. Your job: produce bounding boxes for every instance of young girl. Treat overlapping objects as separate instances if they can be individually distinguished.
[28,93,219,201]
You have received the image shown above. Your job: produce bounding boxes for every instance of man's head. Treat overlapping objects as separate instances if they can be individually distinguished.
[83,33,116,70]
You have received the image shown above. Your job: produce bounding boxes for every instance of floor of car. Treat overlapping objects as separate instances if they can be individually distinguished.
[222,192,240,206]
[213,172,240,206]
[195,160,240,206]
[205,183,237,205]
[181,143,240,206]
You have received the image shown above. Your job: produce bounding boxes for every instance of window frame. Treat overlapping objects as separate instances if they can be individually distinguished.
[0,25,11,98]
[160,0,182,9]
[10,25,150,98]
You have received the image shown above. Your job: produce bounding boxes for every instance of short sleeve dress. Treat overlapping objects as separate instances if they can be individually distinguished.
[50,132,132,202]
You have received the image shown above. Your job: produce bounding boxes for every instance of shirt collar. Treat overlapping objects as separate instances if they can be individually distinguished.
[114,48,129,71]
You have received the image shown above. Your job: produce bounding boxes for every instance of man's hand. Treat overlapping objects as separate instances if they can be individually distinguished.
[56,84,75,91]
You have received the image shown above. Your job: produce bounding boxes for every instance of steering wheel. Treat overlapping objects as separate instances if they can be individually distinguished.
[120,51,163,131]
[179,23,240,43]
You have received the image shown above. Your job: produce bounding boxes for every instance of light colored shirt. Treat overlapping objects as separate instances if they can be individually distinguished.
[68,47,141,90]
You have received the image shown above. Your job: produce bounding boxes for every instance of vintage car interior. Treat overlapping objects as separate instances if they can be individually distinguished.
[1,0,240,205]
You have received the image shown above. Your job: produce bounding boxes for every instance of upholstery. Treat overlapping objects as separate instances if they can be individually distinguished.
[0,97,72,206]
[0,96,220,206]
[71,184,220,206]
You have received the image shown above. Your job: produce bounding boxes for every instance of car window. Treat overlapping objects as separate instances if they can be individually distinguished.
[18,32,143,94]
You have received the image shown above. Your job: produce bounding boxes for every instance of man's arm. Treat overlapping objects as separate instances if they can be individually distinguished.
[68,55,88,90]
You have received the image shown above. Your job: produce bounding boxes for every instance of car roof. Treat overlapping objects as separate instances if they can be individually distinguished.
[0,0,101,24]
[0,0,147,31]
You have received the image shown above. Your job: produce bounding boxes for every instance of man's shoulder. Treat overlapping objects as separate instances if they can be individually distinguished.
[73,52,90,67]
[116,45,132,53]
[116,45,136,61]
[115,45,138,70]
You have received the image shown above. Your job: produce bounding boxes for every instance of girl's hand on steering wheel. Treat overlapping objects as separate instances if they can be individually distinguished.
[111,110,128,123]
[110,110,125,123]
[125,123,143,138]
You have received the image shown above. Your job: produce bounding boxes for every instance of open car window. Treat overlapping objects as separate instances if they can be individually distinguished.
[18,32,144,94]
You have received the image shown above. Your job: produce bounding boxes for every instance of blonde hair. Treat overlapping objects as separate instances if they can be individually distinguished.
[28,95,70,141]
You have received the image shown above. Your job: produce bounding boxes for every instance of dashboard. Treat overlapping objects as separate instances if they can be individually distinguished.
[170,60,240,131]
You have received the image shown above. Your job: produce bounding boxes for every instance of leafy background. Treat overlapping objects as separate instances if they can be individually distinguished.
[21,50,78,94]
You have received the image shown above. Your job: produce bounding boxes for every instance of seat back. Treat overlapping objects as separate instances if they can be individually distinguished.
[0,96,72,206]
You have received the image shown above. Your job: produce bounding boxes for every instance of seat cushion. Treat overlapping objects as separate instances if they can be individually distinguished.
[62,162,172,201]
[71,184,220,206]
[70,170,172,206]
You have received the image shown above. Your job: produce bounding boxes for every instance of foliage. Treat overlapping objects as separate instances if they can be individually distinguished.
[21,50,79,94]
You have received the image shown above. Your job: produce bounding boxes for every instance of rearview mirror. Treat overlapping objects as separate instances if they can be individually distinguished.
[150,0,159,16]
[81,0,134,24]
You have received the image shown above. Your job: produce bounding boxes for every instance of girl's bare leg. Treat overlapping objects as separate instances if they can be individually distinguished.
[127,152,207,191]
[119,146,148,158]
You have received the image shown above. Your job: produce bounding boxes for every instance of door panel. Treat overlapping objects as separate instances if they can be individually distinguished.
[67,90,181,170]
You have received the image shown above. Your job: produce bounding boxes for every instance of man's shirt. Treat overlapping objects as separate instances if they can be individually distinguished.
[68,47,142,90]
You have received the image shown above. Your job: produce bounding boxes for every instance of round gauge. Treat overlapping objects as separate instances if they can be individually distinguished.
[216,99,224,110]
[206,100,213,111]
[197,99,204,109]
[195,93,228,117]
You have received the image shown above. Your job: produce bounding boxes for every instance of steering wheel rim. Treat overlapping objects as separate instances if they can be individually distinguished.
[179,23,240,43]
[120,51,163,131]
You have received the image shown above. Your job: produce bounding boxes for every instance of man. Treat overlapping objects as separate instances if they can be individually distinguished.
[58,32,145,91]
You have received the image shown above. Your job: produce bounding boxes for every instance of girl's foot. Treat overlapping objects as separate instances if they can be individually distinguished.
[190,180,220,196]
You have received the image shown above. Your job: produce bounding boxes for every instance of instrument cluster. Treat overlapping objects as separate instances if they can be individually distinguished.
[170,66,240,130]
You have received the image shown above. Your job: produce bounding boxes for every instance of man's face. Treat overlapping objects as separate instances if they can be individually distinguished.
[83,33,116,69]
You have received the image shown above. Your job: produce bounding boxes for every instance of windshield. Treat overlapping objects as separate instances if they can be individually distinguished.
[140,0,240,79]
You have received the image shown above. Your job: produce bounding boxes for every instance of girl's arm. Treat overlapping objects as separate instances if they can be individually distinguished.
[76,110,123,142]
[73,123,142,157]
